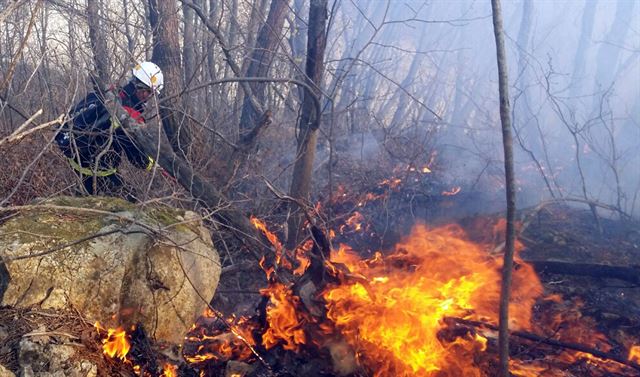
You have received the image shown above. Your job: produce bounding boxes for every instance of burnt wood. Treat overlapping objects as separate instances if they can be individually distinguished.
[525,259,640,284]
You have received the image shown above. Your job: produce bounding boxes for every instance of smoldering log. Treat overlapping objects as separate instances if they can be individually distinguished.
[525,259,640,284]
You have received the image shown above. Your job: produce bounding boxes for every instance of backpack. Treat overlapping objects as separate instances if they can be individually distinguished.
[55,94,110,159]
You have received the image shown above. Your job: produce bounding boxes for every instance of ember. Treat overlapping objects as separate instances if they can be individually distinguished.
[442,186,462,196]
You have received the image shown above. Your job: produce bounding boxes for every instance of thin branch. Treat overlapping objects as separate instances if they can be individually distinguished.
[0,112,65,147]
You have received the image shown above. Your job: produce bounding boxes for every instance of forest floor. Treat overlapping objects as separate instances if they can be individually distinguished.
[1,203,639,376]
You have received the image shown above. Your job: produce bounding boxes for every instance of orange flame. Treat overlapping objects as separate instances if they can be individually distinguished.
[252,216,293,276]
[251,216,283,258]
[161,363,178,377]
[260,282,307,351]
[379,177,402,189]
[293,239,312,276]
[95,322,131,361]
[322,224,542,376]
[340,211,365,233]
[629,345,640,363]
[183,313,257,365]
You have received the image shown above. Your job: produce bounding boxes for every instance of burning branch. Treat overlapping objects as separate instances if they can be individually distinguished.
[447,317,640,372]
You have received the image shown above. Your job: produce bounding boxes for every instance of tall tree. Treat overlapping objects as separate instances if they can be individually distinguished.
[569,0,596,98]
[491,0,517,375]
[87,0,109,88]
[592,0,635,107]
[182,0,196,85]
[148,0,192,158]
[286,0,328,249]
[238,0,290,136]
[122,0,136,56]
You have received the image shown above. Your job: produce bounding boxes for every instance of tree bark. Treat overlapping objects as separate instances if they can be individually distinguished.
[286,0,328,249]
[122,0,136,56]
[87,0,110,89]
[491,0,517,376]
[148,0,192,159]
[182,0,196,85]
[238,0,289,136]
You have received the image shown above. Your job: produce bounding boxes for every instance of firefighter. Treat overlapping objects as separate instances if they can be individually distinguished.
[55,62,164,201]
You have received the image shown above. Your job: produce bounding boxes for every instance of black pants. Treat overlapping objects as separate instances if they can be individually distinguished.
[78,173,137,202]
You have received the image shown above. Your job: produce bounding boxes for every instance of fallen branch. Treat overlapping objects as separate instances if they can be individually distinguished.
[446,317,640,372]
[525,259,640,284]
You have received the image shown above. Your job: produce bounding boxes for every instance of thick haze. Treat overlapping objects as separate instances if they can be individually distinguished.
[324,0,639,216]
[0,0,637,218]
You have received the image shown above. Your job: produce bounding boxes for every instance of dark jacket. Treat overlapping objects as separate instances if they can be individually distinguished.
[56,82,150,174]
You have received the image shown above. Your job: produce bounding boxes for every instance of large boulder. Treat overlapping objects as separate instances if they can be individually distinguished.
[0,196,221,344]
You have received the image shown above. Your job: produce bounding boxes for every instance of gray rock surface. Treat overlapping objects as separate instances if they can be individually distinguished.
[0,363,15,377]
[18,335,96,377]
[0,196,221,343]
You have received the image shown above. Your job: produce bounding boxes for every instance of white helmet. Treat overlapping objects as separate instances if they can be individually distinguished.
[132,61,164,93]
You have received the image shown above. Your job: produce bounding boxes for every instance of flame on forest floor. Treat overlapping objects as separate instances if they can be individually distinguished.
[95,322,178,375]
[260,282,308,351]
[96,211,637,376]
[183,310,257,365]
[320,224,541,376]
[248,219,635,376]
[161,363,178,377]
[249,219,544,375]
[95,322,130,361]
[252,216,312,278]
[630,345,640,363]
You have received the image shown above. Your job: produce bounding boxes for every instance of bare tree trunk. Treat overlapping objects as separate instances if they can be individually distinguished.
[142,1,153,60]
[238,0,289,136]
[592,0,635,99]
[227,0,240,53]
[122,0,136,57]
[569,0,596,98]
[284,0,307,108]
[491,1,516,376]
[87,0,110,89]
[206,0,220,126]
[242,0,271,74]
[286,0,328,249]
[183,1,196,85]
[182,0,197,118]
[148,0,192,158]
[37,2,57,114]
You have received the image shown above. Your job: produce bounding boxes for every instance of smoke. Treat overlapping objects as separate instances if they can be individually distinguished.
[324,0,640,217]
